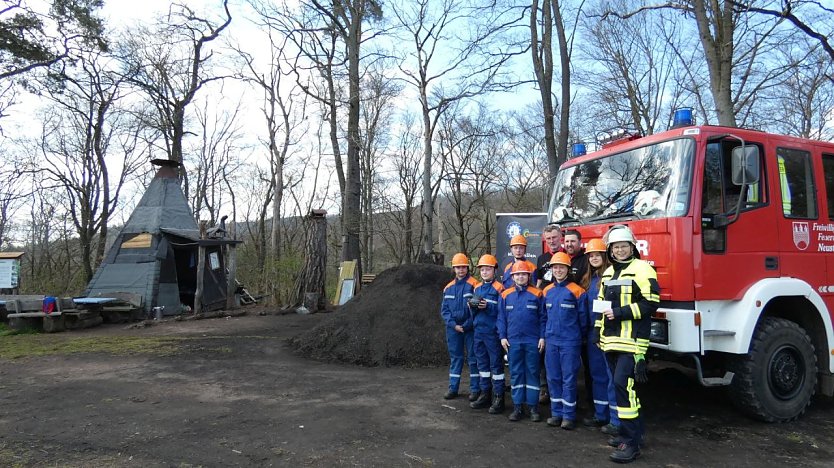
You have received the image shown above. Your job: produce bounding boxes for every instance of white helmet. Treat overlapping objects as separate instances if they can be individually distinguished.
[604,224,639,260]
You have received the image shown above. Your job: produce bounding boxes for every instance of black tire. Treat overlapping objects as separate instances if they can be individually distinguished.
[728,317,817,422]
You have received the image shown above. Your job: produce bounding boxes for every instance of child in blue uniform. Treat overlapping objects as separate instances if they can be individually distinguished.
[469,254,506,414]
[497,261,545,422]
[579,238,619,433]
[542,252,588,430]
[440,253,480,400]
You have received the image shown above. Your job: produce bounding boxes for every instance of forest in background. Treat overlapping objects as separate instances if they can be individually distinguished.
[0,0,831,305]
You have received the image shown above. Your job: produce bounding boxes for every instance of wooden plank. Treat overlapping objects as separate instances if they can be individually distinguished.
[194,221,207,315]
[8,312,62,318]
[226,243,238,310]
[332,261,357,305]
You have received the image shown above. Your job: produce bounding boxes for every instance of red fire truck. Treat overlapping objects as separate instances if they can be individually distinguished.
[548,116,834,422]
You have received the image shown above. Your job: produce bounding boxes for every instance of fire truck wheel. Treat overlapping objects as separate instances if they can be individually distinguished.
[728,317,817,422]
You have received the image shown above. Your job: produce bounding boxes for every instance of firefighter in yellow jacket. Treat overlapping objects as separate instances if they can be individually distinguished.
[593,225,659,464]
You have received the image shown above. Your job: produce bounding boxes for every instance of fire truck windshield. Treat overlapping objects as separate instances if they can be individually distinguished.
[548,138,695,223]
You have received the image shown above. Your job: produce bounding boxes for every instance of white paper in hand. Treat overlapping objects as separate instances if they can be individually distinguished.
[593,300,612,313]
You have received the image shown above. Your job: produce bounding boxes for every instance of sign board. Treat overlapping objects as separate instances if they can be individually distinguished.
[333,260,358,306]
[495,212,548,275]
[209,251,220,270]
[0,259,20,289]
[122,232,152,249]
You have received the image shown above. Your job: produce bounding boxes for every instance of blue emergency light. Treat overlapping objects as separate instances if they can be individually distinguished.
[572,142,587,157]
[671,108,694,128]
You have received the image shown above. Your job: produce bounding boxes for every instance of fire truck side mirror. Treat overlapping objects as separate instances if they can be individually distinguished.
[731,146,760,186]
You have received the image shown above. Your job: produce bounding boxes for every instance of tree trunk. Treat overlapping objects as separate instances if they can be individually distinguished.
[294,209,327,311]
[341,17,363,277]
[532,0,559,179]
[553,0,571,168]
[420,88,434,258]
[693,0,737,127]
[194,221,207,315]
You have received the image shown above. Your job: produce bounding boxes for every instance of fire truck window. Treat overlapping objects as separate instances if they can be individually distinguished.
[777,147,817,219]
[822,154,834,219]
[702,143,725,252]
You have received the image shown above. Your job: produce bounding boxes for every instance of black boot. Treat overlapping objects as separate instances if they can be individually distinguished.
[470,391,491,409]
[609,443,641,464]
[488,394,505,414]
[508,405,523,421]
[443,390,458,400]
[468,391,481,402]
[529,407,542,422]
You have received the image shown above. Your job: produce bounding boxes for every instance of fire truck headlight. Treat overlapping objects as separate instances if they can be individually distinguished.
[650,319,669,345]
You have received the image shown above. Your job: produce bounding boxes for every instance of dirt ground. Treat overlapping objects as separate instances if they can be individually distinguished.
[1,312,833,467]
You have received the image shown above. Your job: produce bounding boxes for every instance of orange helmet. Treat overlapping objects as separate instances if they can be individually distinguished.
[510,261,533,275]
[509,234,527,247]
[585,238,606,253]
[477,254,499,268]
[451,253,469,267]
[549,252,571,267]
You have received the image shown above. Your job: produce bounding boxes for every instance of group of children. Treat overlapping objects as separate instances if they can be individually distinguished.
[439,235,618,432]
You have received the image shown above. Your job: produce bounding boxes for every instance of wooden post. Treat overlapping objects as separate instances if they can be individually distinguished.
[194,220,207,315]
[226,222,238,310]
[294,209,327,312]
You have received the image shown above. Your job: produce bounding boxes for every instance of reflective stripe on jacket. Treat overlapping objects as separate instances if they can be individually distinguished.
[595,259,659,354]
[497,284,545,345]
[472,280,504,335]
[543,280,588,345]
[440,275,478,330]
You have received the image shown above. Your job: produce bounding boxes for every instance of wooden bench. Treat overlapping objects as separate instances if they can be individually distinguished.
[75,293,143,323]
[6,297,98,333]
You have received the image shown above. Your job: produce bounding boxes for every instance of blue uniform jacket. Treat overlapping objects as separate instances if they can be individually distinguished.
[472,279,504,336]
[440,275,478,330]
[497,284,545,345]
[543,279,588,345]
[501,258,539,289]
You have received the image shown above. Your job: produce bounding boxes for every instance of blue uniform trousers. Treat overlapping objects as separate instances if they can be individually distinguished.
[545,343,581,420]
[606,352,642,447]
[508,342,540,406]
[586,340,612,421]
[446,327,479,393]
[474,332,505,395]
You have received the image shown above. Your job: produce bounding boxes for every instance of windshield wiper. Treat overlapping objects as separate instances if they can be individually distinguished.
[552,207,585,225]
[586,210,643,223]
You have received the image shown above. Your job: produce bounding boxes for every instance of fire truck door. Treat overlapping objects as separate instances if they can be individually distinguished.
[775,147,827,295]
[696,139,778,300]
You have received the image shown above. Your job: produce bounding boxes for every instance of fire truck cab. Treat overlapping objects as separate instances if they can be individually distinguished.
[548,122,834,422]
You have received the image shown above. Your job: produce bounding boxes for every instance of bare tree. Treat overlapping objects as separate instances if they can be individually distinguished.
[376,113,423,264]
[359,65,400,271]
[764,44,834,139]
[120,1,232,171]
[501,111,550,212]
[739,0,834,73]
[0,157,28,249]
[437,109,502,256]
[34,50,145,283]
[189,95,246,224]
[581,1,683,135]
[392,0,526,259]
[307,0,382,269]
[531,0,582,177]
[602,0,803,127]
